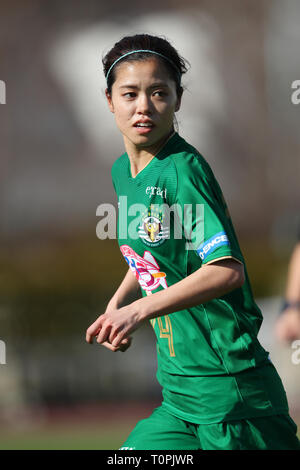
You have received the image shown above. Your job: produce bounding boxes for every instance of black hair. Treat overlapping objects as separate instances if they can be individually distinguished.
[102,34,189,98]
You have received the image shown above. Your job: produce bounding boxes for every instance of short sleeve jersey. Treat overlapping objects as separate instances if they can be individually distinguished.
[111,132,289,424]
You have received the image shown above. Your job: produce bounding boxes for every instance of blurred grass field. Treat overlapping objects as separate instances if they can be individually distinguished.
[0,402,157,450]
[0,403,299,450]
[0,424,128,450]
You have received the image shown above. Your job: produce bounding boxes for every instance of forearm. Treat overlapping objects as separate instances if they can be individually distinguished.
[87,259,244,348]
[285,243,300,303]
[107,268,142,309]
[133,259,244,321]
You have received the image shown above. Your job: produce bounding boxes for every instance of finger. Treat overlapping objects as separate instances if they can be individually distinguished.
[112,330,128,348]
[101,341,119,352]
[120,337,131,344]
[101,340,131,352]
[118,336,131,348]
[108,325,123,345]
[85,328,100,344]
[86,317,104,343]
[96,326,128,346]
[96,323,111,344]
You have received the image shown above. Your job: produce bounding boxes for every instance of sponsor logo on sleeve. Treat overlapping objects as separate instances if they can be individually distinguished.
[196,231,229,261]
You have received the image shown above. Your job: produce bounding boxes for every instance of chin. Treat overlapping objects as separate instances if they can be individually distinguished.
[130,133,155,146]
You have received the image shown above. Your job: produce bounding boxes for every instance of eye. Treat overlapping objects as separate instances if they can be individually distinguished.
[123,92,136,99]
[153,90,167,97]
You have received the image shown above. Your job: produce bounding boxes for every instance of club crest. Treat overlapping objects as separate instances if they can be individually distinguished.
[138,206,169,247]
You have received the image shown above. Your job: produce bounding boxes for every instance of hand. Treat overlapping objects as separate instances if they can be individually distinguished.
[275,308,300,343]
[86,304,141,349]
[100,337,132,353]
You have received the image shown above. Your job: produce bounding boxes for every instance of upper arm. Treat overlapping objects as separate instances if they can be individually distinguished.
[205,258,245,288]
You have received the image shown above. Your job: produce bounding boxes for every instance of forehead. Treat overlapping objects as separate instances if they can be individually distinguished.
[113,57,173,84]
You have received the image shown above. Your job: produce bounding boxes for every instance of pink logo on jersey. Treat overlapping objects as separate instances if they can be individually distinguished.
[120,245,168,292]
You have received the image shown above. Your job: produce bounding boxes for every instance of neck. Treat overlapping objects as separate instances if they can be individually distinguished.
[124,129,175,178]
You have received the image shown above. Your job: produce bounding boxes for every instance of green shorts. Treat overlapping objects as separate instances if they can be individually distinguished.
[119,405,300,450]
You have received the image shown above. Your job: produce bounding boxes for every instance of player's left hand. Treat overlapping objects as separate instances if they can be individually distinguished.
[85,304,142,348]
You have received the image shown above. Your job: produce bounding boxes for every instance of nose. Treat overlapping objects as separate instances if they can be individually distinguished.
[136,92,152,115]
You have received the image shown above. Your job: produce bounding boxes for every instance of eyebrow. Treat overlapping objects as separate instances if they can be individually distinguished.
[118,82,169,89]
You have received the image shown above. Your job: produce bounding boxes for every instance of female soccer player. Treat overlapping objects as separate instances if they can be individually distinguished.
[86,34,300,450]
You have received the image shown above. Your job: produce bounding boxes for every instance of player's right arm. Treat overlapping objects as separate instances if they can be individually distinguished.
[106,267,142,311]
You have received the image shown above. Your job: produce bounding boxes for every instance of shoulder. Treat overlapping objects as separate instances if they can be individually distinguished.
[111,152,127,179]
[111,152,128,194]
[170,134,215,184]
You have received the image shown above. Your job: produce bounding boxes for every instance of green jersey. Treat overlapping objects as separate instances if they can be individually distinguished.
[111,132,289,424]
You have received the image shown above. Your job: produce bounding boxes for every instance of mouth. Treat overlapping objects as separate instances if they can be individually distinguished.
[133,121,155,134]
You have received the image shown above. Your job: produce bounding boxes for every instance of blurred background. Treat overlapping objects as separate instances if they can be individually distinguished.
[0,0,299,449]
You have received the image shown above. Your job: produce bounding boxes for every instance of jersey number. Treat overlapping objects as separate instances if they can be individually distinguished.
[150,316,175,357]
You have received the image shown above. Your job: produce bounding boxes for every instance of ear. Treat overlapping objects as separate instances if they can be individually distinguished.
[105,89,114,113]
[175,97,181,112]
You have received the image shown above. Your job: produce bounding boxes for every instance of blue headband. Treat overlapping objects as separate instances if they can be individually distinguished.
[105,49,181,84]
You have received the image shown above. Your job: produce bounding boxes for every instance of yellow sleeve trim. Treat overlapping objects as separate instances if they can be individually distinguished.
[204,256,243,266]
